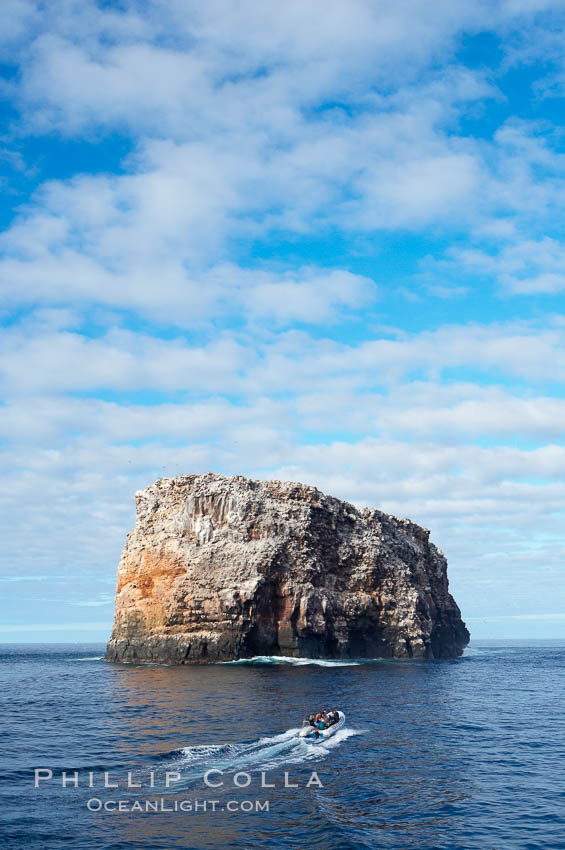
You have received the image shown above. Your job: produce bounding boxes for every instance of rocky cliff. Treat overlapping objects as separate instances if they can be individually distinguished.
[106,473,469,664]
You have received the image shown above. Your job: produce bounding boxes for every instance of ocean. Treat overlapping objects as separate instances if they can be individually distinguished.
[1,641,563,849]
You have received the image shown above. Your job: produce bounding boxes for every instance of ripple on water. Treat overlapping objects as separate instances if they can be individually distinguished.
[1,642,564,849]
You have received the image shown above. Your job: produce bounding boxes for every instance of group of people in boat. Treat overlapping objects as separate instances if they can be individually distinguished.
[306,709,340,730]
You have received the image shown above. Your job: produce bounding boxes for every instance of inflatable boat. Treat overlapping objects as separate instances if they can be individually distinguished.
[299,711,345,742]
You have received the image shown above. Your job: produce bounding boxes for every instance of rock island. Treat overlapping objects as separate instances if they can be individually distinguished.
[106,472,469,663]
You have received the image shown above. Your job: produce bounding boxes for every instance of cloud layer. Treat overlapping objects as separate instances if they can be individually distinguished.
[1,1,565,639]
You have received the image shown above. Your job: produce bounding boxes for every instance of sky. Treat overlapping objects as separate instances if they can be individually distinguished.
[1,0,565,643]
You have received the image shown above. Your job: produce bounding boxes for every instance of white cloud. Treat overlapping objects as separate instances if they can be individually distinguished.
[2,0,565,639]
[453,237,565,295]
[352,152,481,229]
[72,597,114,607]
[11,1,487,134]
[2,316,565,400]
[3,113,564,327]
[0,2,513,312]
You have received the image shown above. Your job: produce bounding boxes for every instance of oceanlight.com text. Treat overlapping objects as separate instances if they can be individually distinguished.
[86,798,270,813]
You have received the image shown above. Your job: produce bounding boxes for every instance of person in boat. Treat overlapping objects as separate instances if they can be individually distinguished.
[329,709,340,725]
[308,714,316,727]
[315,711,329,729]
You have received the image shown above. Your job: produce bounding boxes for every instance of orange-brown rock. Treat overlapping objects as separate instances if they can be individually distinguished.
[106,472,469,664]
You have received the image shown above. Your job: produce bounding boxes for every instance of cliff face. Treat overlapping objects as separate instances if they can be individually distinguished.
[106,473,469,664]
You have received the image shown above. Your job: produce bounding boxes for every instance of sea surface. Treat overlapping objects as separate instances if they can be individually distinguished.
[1,641,564,850]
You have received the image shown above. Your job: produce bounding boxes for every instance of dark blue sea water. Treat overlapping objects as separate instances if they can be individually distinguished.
[1,642,564,850]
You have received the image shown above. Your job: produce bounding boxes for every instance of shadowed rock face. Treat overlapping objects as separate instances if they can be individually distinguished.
[106,473,469,664]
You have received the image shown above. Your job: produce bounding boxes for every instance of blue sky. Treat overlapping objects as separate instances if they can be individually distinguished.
[1,0,565,642]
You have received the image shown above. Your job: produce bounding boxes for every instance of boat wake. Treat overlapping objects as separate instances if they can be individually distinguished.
[157,726,363,791]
